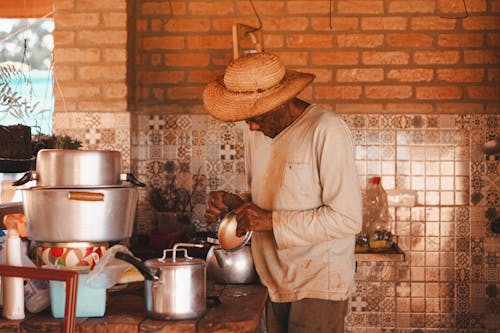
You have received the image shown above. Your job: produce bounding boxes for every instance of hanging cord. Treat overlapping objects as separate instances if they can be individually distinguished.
[247,0,262,33]
[440,0,469,19]
[160,0,173,26]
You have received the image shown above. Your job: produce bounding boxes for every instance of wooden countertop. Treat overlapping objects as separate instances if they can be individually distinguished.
[0,281,268,333]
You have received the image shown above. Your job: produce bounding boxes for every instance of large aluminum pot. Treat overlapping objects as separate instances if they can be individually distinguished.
[20,186,137,242]
[13,149,145,188]
[206,245,258,284]
[115,243,206,320]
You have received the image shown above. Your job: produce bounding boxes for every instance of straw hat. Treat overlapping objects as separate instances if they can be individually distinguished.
[203,52,315,121]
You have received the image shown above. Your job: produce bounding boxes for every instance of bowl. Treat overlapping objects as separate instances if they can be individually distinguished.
[36,242,108,270]
[217,212,252,251]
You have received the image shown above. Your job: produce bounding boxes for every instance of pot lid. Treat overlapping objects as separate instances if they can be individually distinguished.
[217,212,252,251]
[145,243,206,268]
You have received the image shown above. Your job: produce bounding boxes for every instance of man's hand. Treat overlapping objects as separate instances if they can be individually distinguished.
[233,202,273,237]
[204,191,244,223]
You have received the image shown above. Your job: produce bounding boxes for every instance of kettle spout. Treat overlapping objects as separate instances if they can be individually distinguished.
[213,248,231,269]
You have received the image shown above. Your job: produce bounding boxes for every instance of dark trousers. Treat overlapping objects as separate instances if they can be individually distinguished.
[265,298,348,333]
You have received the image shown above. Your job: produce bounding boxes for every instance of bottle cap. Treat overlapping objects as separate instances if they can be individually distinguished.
[372,176,381,184]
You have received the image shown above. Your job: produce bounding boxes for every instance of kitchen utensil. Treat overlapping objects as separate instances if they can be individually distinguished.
[13,149,145,188]
[206,245,258,284]
[115,243,206,320]
[20,186,138,242]
[35,242,108,270]
[217,212,252,251]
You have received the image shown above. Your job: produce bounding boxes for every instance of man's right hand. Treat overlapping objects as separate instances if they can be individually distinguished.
[204,191,244,223]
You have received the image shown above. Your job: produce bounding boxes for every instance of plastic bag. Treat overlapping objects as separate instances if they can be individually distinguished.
[85,245,134,289]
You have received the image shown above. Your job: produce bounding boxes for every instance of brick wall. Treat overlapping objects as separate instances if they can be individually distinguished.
[134,0,499,115]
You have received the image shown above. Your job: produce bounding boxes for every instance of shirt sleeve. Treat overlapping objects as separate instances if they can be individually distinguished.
[272,118,363,250]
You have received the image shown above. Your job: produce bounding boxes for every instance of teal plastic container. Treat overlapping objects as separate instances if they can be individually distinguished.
[49,272,106,318]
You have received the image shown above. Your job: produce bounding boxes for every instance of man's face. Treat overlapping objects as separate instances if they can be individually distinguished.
[245,103,288,138]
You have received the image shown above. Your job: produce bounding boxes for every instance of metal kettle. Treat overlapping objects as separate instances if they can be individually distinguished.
[206,245,258,284]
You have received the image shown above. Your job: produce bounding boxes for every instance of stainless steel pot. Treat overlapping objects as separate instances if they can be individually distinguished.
[20,186,138,242]
[115,243,206,320]
[13,149,145,188]
[206,245,258,284]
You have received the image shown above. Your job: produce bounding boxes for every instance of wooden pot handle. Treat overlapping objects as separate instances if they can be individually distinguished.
[68,192,104,202]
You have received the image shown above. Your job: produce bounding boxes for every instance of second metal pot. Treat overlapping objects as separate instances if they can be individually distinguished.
[115,243,206,320]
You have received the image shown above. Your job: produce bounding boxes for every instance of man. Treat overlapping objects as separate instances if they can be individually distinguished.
[203,52,362,333]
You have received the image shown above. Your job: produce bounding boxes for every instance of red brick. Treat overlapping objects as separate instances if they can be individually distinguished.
[286,34,334,48]
[54,48,101,63]
[387,33,434,47]
[411,17,457,30]
[140,36,185,50]
[362,17,408,30]
[462,16,500,30]
[163,18,211,32]
[315,85,362,99]
[489,69,500,82]
[338,1,384,14]
[437,0,484,13]
[262,17,309,31]
[151,19,163,33]
[140,1,186,15]
[287,1,330,14]
[78,65,126,81]
[188,1,234,15]
[387,69,434,82]
[438,33,484,47]
[76,0,125,10]
[263,34,285,49]
[53,31,75,45]
[188,70,224,83]
[238,1,285,15]
[387,103,434,113]
[78,101,127,112]
[187,35,233,49]
[414,51,460,65]
[151,54,162,66]
[59,83,100,98]
[487,33,500,47]
[78,31,127,45]
[363,51,409,65]
[466,86,500,99]
[389,0,435,13]
[168,86,204,100]
[165,53,210,67]
[365,85,413,99]
[336,103,385,113]
[136,19,147,33]
[53,65,76,81]
[494,0,500,12]
[437,69,484,82]
[337,34,384,48]
[437,103,485,113]
[54,13,100,28]
[102,12,127,28]
[311,17,359,31]
[212,18,255,32]
[337,68,384,82]
[416,86,462,99]
[139,71,185,84]
[464,50,500,64]
[312,51,360,65]
[274,52,310,66]
[102,83,127,99]
[102,48,127,63]
[301,68,333,83]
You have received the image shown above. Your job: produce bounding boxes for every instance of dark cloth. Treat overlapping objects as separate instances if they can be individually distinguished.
[265,297,348,333]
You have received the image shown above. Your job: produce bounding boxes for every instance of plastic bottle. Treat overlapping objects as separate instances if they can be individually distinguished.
[362,176,392,250]
[2,214,25,320]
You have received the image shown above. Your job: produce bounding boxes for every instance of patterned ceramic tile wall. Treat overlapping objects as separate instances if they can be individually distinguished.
[56,111,499,332]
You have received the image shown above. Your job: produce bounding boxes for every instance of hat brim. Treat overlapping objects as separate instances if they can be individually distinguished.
[203,70,315,122]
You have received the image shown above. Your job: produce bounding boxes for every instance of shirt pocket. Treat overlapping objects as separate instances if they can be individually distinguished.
[280,161,317,200]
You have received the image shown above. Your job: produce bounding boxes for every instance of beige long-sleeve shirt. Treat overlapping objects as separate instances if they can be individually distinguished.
[244,104,362,303]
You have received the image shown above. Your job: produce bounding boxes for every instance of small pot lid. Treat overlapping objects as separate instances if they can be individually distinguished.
[217,212,252,251]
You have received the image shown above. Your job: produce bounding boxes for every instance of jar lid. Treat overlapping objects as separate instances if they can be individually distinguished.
[217,212,252,251]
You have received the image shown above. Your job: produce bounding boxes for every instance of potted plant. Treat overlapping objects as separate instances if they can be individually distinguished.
[0,64,81,172]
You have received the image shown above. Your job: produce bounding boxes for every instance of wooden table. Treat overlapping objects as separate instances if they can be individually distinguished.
[0,282,268,333]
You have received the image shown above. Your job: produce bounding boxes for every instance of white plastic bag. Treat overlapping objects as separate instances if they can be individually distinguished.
[85,245,134,289]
